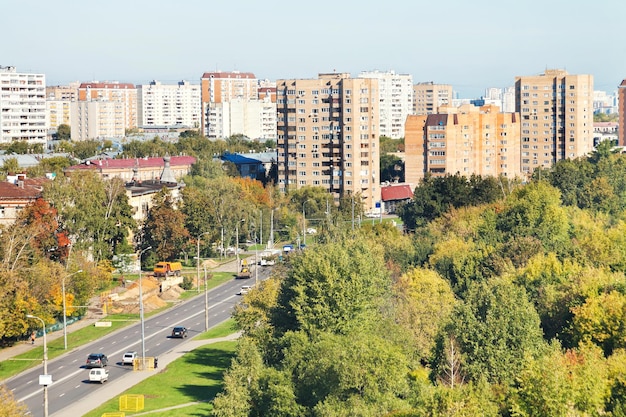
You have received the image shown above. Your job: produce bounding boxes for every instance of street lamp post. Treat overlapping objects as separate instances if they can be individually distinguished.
[196,232,210,293]
[62,269,83,350]
[26,314,48,417]
[138,246,152,369]
[302,199,313,246]
[204,266,210,331]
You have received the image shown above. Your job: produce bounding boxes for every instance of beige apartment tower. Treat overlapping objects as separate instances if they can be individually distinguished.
[276,73,380,211]
[413,82,453,115]
[514,69,593,174]
[78,82,138,130]
[200,71,258,137]
[618,79,626,146]
[405,104,522,184]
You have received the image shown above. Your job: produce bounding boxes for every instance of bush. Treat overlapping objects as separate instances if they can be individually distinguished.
[180,275,194,290]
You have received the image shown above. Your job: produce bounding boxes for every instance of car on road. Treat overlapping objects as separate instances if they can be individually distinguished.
[171,326,188,338]
[88,368,109,383]
[86,353,108,368]
[238,285,252,295]
[122,351,137,365]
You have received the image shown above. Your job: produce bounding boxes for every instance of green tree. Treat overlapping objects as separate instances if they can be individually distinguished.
[496,181,570,254]
[56,124,71,140]
[272,236,390,336]
[380,153,404,183]
[393,267,456,361]
[433,278,544,385]
[43,171,136,261]
[71,139,100,160]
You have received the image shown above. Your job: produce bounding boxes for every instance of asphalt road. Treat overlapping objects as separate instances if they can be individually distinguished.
[7,262,272,416]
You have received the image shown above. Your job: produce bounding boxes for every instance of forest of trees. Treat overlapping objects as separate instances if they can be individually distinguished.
[212,143,626,416]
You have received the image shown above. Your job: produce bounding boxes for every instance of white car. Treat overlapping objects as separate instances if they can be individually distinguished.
[306,228,317,234]
[238,285,252,295]
[89,368,109,383]
[122,351,137,366]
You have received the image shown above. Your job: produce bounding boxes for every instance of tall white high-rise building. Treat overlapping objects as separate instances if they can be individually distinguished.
[0,66,47,144]
[359,70,413,138]
[137,80,201,128]
[205,96,276,141]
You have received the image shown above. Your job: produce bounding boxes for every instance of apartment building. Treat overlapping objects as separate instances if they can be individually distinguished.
[47,99,72,131]
[137,80,201,128]
[0,66,47,144]
[200,71,258,137]
[515,69,593,174]
[413,82,453,115]
[358,70,413,138]
[78,81,138,130]
[405,104,521,184]
[618,80,626,146]
[276,72,380,210]
[46,82,80,101]
[205,96,277,141]
[70,100,126,141]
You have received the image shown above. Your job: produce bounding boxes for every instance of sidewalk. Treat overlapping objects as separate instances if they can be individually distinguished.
[0,316,99,363]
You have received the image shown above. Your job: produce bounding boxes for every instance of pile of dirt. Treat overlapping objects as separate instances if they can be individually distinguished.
[160,285,185,301]
[202,259,219,269]
[109,275,180,314]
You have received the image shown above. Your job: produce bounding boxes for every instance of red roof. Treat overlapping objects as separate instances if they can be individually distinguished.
[66,156,196,171]
[381,184,413,202]
[0,178,48,201]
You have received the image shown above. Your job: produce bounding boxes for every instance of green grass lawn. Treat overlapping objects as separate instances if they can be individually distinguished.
[83,323,239,417]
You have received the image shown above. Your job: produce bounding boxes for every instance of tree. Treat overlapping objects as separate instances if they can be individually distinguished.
[381,153,404,183]
[56,124,71,140]
[140,188,190,261]
[43,171,136,261]
[0,384,28,416]
[432,278,544,385]
[71,139,100,160]
[272,236,390,336]
[392,267,456,361]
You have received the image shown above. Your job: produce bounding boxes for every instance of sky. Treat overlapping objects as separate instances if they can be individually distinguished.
[2,0,624,98]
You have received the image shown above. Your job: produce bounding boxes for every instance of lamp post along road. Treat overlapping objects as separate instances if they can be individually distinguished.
[27,314,48,417]
[196,232,210,292]
[204,266,210,331]
[62,269,82,350]
[138,246,152,369]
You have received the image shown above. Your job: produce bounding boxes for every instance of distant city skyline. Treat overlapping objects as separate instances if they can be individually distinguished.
[2,0,624,98]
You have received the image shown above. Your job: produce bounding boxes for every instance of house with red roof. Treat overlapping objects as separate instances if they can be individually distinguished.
[381,183,414,214]
[0,174,49,226]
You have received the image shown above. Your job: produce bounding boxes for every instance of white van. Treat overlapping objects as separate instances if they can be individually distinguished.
[89,368,109,383]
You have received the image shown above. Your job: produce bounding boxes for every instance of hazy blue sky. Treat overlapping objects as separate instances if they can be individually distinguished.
[2,0,624,98]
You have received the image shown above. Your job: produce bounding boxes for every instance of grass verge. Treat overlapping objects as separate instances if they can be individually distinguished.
[82,324,238,417]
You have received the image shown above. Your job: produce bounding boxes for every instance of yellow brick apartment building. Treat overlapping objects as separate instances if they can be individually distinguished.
[276,73,380,211]
[405,104,521,183]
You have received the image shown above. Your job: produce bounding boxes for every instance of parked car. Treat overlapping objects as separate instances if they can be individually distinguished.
[306,228,317,234]
[122,351,137,365]
[88,368,109,383]
[171,326,188,338]
[86,353,108,368]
